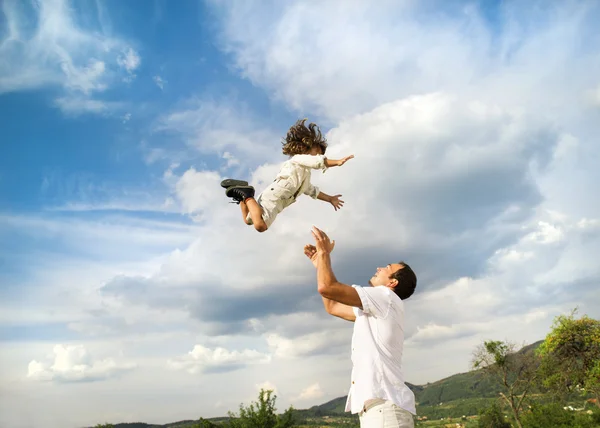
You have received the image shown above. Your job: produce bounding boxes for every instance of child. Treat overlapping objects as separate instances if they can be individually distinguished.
[221,119,354,232]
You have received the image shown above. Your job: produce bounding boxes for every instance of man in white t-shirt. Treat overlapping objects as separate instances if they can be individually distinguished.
[304,226,417,428]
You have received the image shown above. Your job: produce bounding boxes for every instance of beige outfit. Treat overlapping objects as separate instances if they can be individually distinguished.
[359,399,415,428]
[246,154,327,228]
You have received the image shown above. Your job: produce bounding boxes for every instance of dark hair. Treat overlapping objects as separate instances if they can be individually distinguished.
[390,261,417,300]
[281,118,328,156]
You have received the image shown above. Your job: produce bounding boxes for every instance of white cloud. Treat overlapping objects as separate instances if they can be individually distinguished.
[154,98,282,166]
[4,2,600,427]
[118,48,141,73]
[295,383,324,401]
[222,151,240,168]
[0,0,138,114]
[118,47,141,82]
[153,75,166,90]
[256,381,278,394]
[174,168,224,218]
[62,59,107,94]
[27,344,136,382]
[266,331,348,359]
[408,323,477,345]
[54,96,123,116]
[167,344,271,374]
[0,213,199,259]
[208,1,600,122]
[524,221,565,244]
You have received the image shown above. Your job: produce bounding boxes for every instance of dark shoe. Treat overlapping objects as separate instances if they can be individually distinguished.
[221,178,248,189]
[226,185,255,204]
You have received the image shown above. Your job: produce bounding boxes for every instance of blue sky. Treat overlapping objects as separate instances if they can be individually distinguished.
[2,1,600,427]
[0,0,289,213]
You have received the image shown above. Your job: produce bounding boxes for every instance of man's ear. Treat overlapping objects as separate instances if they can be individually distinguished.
[387,278,398,289]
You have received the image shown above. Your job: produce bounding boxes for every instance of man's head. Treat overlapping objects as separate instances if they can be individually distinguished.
[368,261,417,300]
[282,118,328,156]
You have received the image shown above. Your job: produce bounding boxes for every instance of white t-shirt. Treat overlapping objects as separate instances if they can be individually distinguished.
[345,285,417,415]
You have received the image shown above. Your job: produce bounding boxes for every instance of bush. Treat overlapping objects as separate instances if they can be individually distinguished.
[521,403,598,428]
[478,402,511,428]
[226,389,295,428]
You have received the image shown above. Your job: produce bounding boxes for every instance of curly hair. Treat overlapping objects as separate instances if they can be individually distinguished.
[281,118,328,156]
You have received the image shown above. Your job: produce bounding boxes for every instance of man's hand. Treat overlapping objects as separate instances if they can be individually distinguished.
[311,226,335,255]
[304,241,336,268]
[303,244,318,268]
[329,194,344,211]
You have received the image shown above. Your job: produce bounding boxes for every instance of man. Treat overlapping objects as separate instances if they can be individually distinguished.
[304,226,417,428]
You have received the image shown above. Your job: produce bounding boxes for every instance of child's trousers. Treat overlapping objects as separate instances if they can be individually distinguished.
[246,179,297,228]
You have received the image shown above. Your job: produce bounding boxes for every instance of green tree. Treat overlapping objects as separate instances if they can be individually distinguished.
[226,389,295,428]
[472,340,539,428]
[520,402,599,428]
[477,401,511,428]
[94,424,114,428]
[191,418,220,427]
[536,310,600,408]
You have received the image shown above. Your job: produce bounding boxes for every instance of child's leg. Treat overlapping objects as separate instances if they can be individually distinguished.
[244,198,268,232]
[240,201,251,225]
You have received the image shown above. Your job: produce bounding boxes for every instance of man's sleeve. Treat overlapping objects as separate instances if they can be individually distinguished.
[352,285,392,318]
[290,154,328,171]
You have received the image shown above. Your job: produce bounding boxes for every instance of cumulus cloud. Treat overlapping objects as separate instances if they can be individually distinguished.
[295,383,324,401]
[207,1,600,122]
[154,97,282,165]
[93,2,600,367]
[27,344,136,382]
[407,322,482,345]
[5,1,600,426]
[174,168,224,218]
[97,90,586,348]
[266,330,349,359]
[167,344,271,374]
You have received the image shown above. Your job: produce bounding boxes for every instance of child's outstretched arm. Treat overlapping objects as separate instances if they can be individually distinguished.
[317,192,344,211]
[304,182,345,211]
[291,154,354,169]
[324,155,354,168]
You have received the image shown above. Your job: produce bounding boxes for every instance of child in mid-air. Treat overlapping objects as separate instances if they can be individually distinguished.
[221,119,354,232]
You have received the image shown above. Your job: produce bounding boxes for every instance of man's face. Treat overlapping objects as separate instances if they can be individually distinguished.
[368,263,404,287]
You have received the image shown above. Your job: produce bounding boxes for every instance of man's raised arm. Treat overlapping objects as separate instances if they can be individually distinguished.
[304,244,356,322]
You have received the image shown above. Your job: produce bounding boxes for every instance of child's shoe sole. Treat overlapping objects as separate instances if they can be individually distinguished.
[220,179,248,189]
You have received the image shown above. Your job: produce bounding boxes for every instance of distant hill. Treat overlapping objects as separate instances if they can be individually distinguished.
[300,340,543,410]
[97,341,546,427]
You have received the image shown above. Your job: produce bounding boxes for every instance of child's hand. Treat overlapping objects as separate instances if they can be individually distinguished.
[339,155,354,166]
[330,194,345,211]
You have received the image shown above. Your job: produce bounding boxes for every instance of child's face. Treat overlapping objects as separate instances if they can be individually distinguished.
[308,145,323,156]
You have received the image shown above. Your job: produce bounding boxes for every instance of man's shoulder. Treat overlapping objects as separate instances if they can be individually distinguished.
[363,285,403,305]
[355,284,393,296]
[353,285,400,304]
